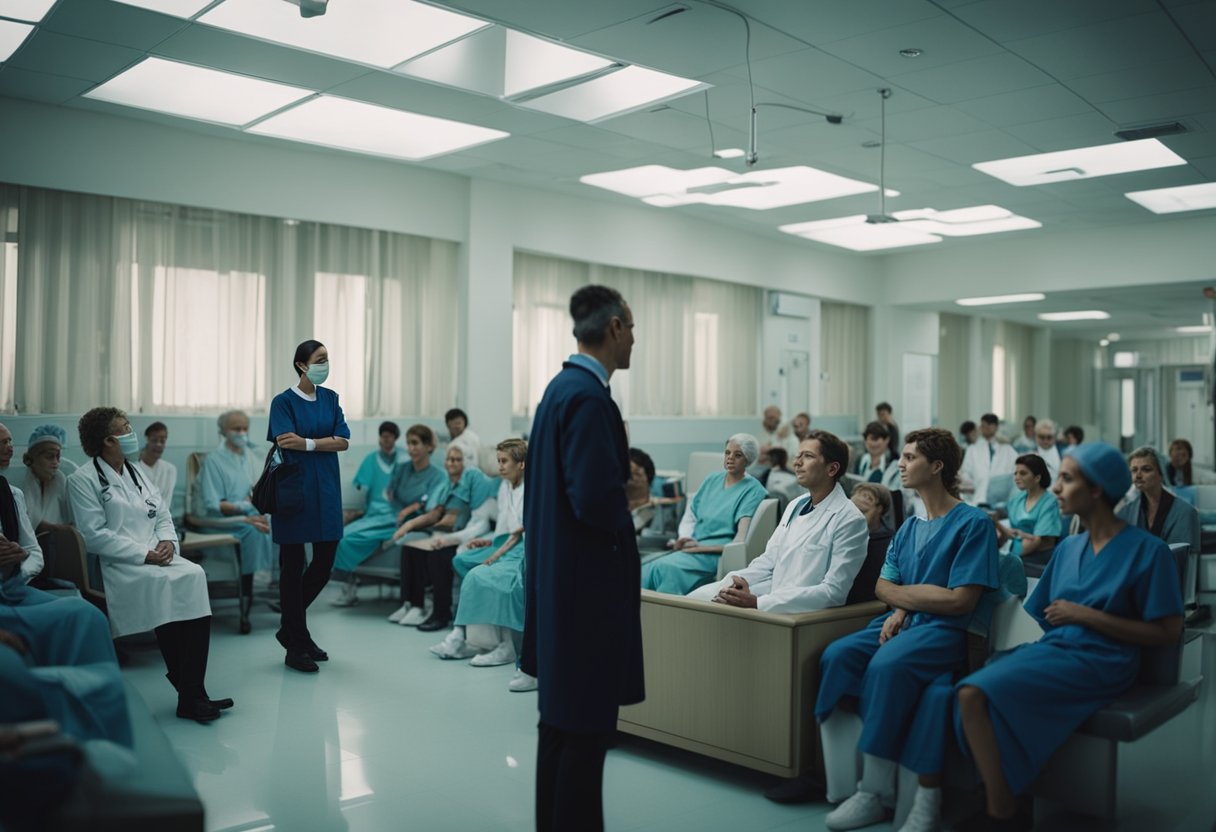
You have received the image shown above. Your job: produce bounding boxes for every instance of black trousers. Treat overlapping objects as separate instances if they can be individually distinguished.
[154,615,212,702]
[279,541,337,650]
[536,721,614,832]
[401,545,459,617]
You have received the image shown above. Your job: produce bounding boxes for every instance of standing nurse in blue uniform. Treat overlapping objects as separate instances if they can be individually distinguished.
[817,427,999,831]
[268,340,350,673]
[955,443,1184,830]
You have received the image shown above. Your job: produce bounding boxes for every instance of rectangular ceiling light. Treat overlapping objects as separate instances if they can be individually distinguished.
[956,293,1046,307]
[0,19,32,62]
[780,205,1040,251]
[1125,182,1216,214]
[84,57,314,126]
[246,95,509,161]
[518,65,704,123]
[396,26,613,99]
[1177,325,1213,333]
[581,164,877,210]
[199,0,489,70]
[1037,310,1111,321]
[0,0,55,22]
[110,0,214,17]
[973,139,1186,186]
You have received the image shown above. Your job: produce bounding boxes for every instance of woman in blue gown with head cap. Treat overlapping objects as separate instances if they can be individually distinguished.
[954,443,1185,830]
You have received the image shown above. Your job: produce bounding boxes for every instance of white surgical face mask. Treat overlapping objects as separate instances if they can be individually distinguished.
[305,362,329,385]
[228,432,251,448]
[114,431,140,458]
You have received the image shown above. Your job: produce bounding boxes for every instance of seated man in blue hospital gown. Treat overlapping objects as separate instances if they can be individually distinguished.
[198,410,276,626]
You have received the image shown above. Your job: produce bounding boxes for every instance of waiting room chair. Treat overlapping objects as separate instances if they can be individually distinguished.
[182,452,250,633]
[716,498,779,580]
[685,452,723,495]
[41,526,106,612]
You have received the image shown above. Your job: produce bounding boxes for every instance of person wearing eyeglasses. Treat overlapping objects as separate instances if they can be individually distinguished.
[67,407,230,724]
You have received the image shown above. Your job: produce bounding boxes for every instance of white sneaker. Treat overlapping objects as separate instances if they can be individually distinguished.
[399,605,430,627]
[825,791,886,831]
[429,630,478,660]
[896,786,941,832]
[330,580,359,607]
[387,604,411,623]
[508,669,537,692]
[469,640,516,667]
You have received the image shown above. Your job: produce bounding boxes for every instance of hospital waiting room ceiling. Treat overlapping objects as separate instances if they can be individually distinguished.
[0,0,1214,253]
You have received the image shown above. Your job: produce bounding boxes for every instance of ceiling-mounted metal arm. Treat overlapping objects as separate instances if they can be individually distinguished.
[748,106,758,166]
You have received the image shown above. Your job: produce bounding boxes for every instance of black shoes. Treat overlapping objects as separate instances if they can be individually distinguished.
[285,651,319,673]
[176,698,221,723]
[275,629,328,662]
[763,775,825,804]
[416,615,451,633]
[208,697,235,710]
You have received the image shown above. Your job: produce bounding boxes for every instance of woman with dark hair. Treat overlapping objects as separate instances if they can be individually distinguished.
[1166,438,1216,487]
[268,340,350,673]
[995,453,1062,559]
[853,421,900,491]
[955,444,1184,829]
[66,407,229,722]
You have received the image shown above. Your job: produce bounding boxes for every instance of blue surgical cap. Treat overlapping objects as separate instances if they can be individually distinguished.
[28,424,66,449]
[1064,442,1130,501]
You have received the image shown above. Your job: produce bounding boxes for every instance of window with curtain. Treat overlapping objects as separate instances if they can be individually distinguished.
[819,301,869,418]
[993,320,1034,422]
[937,312,970,431]
[0,183,459,417]
[512,251,760,417]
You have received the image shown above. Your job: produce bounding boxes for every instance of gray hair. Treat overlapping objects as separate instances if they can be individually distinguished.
[216,410,248,433]
[1036,418,1056,434]
[727,433,760,465]
[570,285,627,346]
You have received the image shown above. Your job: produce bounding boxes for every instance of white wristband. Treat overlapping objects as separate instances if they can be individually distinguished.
[305,438,316,452]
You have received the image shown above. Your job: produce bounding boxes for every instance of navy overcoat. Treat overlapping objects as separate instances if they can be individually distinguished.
[521,361,645,732]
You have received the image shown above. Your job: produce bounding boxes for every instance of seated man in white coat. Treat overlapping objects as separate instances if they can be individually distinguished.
[960,413,1017,505]
[688,430,869,613]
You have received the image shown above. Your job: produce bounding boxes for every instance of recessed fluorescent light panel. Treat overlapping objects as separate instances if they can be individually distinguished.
[109,0,214,17]
[0,19,32,62]
[247,95,509,161]
[84,57,314,126]
[0,0,55,22]
[1125,182,1216,214]
[581,164,878,210]
[779,205,1040,251]
[1036,310,1110,322]
[713,148,746,159]
[973,139,1186,186]
[956,293,1046,307]
[199,0,489,70]
[518,65,704,123]
[1177,325,1213,334]
[397,26,613,99]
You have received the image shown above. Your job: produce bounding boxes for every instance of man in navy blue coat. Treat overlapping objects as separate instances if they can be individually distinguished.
[521,284,643,832]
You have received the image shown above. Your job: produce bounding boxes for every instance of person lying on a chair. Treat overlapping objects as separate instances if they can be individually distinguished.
[688,431,869,613]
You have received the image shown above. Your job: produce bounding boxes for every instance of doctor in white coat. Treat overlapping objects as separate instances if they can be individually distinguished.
[689,431,870,613]
[960,413,1017,505]
[67,407,231,724]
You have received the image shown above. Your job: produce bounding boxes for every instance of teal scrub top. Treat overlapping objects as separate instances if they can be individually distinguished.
[689,471,767,546]
[387,461,449,522]
[441,468,500,532]
[1005,489,1064,556]
[353,449,403,521]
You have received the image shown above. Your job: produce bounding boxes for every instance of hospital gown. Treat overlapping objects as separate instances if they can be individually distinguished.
[198,442,275,574]
[331,449,404,573]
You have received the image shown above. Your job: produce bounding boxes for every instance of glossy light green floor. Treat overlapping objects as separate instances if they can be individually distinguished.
[120,585,1216,832]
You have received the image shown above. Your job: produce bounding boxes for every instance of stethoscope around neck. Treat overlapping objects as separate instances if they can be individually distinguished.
[93,457,157,518]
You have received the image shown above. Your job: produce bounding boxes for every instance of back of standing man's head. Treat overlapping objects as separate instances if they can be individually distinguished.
[570,285,627,346]
[904,427,963,498]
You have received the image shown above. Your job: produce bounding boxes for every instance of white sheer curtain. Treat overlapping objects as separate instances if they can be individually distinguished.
[937,312,971,431]
[820,301,869,419]
[994,320,1034,423]
[512,251,760,417]
[0,183,458,416]
[0,188,17,411]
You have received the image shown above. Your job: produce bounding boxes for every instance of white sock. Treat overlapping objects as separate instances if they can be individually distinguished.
[912,784,941,808]
[859,754,897,803]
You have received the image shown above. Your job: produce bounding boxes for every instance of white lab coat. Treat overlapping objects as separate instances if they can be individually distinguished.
[67,460,209,637]
[688,483,870,613]
[1034,445,1061,481]
[19,468,72,527]
[961,438,1017,504]
[5,486,45,583]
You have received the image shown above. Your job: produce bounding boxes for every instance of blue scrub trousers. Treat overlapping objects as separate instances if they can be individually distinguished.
[640,551,718,595]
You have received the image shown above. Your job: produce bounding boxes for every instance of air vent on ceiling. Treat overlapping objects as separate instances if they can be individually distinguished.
[1114,122,1188,141]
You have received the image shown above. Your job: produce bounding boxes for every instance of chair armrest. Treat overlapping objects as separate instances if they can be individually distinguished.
[184,512,248,530]
[717,541,746,580]
[640,589,886,628]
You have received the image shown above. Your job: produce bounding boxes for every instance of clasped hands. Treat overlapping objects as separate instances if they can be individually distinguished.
[712,575,758,609]
[0,537,29,571]
[144,539,176,566]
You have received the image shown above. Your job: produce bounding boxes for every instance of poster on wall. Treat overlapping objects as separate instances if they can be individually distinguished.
[903,353,937,432]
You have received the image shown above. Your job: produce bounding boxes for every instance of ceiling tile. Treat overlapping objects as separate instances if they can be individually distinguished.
[1005,12,1195,79]
[7,30,141,82]
[1163,129,1216,160]
[855,104,991,143]
[1002,111,1119,151]
[1168,1,1216,51]
[322,72,505,123]
[41,0,185,51]
[666,76,823,132]
[721,47,885,101]
[1189,155,1216,177]
[441,0,662,40]
[729,0,943,46]
[909,128,1040,164]
[950,0,1156,42]
[570,3,805,79]
[889,53,1052,104]
[1097,86,1216,126]
[0,65,93,104]
[154,24,369,89]
[954,84,1094,127]
[1068,54,1216,103]
[818,15,1005,77]
[593,105,718,152]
